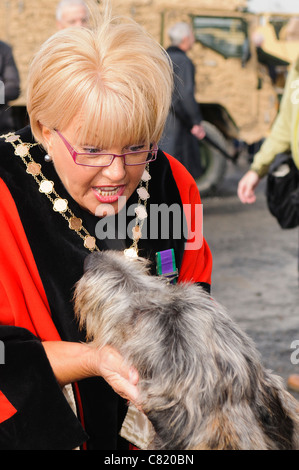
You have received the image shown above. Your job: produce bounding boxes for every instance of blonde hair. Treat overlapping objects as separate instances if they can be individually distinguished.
[27,8,173,149]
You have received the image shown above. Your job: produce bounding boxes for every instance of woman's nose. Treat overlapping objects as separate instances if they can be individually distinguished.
[101,154,127,181]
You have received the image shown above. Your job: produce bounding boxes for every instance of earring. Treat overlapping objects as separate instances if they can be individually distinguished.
[44,154,52,163]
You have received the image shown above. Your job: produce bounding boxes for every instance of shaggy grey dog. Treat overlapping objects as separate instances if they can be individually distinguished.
[74,250,299,450]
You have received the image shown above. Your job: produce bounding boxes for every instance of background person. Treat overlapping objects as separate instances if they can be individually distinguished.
[0,7,212,450]
[159,22,206,179]
[237,58,299,393]
[237,57,299,204]
[56,0,89,29]
[0,40,20,132]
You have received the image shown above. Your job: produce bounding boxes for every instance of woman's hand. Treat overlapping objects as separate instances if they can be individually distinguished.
[42,341,139,404]
[89,344,139,403]
[237,170,260,204]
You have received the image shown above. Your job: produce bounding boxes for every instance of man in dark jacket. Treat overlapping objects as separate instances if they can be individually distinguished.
[159,22,205,178]
[0,41,20,133]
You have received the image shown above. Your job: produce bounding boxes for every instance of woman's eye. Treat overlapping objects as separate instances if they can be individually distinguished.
[129,145,145,152]
[83,147,102,154]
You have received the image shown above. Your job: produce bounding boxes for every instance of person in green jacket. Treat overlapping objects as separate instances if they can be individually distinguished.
[238,57,299,204]
[238,58,299,393]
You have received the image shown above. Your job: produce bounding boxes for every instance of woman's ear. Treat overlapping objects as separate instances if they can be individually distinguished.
[39,123,54,155]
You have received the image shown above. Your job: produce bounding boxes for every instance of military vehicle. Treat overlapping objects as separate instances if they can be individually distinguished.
[158,7,298,195]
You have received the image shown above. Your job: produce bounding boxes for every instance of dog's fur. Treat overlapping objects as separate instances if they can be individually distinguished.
[74,250,299,450]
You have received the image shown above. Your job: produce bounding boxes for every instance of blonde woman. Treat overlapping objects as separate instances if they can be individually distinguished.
[0,8,212,449]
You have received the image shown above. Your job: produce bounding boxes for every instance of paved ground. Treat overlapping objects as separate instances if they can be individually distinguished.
[202,155,299,401]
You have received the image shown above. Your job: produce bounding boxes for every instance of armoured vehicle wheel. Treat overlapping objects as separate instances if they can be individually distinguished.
[196,120,227,197]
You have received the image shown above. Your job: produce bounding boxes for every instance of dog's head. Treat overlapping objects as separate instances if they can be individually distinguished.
[73,250,166,346]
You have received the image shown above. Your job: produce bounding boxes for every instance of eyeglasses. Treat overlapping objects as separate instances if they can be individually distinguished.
[55,130,158,167]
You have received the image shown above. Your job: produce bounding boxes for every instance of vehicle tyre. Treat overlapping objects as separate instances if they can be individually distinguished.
[195,120,227,197]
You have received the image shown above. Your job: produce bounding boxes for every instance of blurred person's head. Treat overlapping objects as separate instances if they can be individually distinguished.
[168,22,195,52]
[56,0,89,29]
[251,31,264,48]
